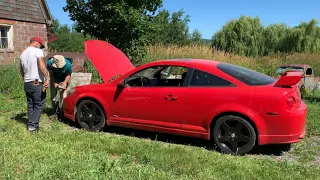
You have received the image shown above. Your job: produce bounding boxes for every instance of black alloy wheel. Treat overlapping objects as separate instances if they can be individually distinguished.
[76,100,106,131]
[213,115,256,155]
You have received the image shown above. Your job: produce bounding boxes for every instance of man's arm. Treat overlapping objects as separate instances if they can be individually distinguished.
[63,75,71,84]
[38,57,50,81]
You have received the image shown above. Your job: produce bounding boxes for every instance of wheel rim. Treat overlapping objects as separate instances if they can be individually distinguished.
[216,119,252,153]
[78,101,104,130]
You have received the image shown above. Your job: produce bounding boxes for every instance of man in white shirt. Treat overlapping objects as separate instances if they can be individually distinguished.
[20,37,50,132]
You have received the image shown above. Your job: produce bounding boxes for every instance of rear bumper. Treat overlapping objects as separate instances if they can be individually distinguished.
[258,101,307,145]
[259,129,306,145]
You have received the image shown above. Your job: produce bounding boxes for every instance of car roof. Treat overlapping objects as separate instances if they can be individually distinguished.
[145,59,221,68]
[278,64,311,68]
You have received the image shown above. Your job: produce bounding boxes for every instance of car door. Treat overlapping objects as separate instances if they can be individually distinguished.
[182,68,244,133]
[110,65,191,129]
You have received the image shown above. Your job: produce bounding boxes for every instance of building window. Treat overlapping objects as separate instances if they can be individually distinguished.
[0,25,13,50]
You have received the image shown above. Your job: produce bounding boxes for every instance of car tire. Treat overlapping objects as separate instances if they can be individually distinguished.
[212,115,256,155]
[76,99,106,132]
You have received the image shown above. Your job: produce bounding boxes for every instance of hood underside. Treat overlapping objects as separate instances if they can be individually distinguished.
[84,40,135,82]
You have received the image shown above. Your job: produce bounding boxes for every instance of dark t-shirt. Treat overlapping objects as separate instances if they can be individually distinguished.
[47,58,72,82]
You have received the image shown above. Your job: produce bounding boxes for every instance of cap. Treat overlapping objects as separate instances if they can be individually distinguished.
[31,37,45,49]
[52,55,66,68]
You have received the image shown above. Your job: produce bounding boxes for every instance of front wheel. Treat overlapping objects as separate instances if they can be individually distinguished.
[212,115,256,155]
[76,99,106,131]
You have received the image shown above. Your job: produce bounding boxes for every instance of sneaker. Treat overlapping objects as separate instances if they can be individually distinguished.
[28,126,39,133]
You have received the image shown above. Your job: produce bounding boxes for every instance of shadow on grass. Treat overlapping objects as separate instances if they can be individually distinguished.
[11,110,290,156]
[54,115,290,156]
[11,107,79,129]
[11,112,28,126]
[105,126,216,150]
[103,126,290,156]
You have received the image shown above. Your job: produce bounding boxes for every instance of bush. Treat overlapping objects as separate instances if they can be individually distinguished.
[0,63,25,99]
[303,89,320,103]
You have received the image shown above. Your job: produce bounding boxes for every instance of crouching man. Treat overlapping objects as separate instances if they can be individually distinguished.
[46,55,72,118]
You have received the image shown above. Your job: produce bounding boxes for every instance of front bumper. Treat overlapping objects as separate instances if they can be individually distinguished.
[63,95,76,121]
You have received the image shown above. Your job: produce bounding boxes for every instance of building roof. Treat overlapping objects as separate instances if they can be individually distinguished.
[278,64,311,68]
[0,0,53,26]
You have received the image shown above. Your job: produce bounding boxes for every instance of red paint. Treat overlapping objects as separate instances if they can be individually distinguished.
[84,40,135,82]
[275,71,303,87]
[63,40,308,147]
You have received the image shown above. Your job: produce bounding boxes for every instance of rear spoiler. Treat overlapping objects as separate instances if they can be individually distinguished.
[274,70,303,87]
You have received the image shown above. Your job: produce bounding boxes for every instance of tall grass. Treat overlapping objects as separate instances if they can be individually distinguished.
[144,44,320,76]
[0,63,25,99]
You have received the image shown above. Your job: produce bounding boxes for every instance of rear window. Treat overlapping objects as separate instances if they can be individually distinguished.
[217,63,276,86]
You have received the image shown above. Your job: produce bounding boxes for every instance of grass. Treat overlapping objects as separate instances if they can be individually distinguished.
[144,44,320,76]
[1,92,320,179]
[1,47,320,179]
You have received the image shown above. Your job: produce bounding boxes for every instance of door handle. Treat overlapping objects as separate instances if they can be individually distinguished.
[164,94,178,101]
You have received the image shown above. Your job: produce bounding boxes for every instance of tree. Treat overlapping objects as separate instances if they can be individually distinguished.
[293,19,320,53]
[48,19,92,52]
[63,0,163,64]
[190,29,202,44]
[213,15,265,57]
[211,15,265,57]
[147,9,191,45]
[263,23,288,55]
[212,16,320,56]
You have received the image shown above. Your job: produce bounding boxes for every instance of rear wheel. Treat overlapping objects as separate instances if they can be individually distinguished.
[76,99,106,131]
[212,115,256,155]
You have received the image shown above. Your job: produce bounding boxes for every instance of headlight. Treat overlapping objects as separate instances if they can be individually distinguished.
[67,87,75,96]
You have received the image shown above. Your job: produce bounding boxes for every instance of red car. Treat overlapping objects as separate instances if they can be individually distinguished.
[63,40,307,155]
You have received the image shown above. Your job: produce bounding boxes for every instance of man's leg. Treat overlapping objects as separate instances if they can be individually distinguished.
[50,81,57,114]
[24,82,34,128]
[62,89,67,99]
[30,83,46,130]
[60,83,69,107]
[59,89,67,108]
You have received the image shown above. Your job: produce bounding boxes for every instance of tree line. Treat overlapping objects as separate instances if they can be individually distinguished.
[50,0,320,62]
[212,16,320,57]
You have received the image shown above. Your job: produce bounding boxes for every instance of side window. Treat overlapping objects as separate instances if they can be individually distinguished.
[125,66,162,87]
[190,69,234,87]
[125,65,189,87]
[160,66,187,80]
[306,68,313,76]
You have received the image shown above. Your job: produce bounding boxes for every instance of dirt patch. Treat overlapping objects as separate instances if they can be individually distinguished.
[110,154,119,160]
[249,137,320,165]
[310,137,320,165]
[310,153,320,166]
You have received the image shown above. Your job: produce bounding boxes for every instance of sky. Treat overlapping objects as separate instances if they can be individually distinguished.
[47,0,320,39]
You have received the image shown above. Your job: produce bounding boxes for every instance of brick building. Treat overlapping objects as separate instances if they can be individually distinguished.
[0,0,55,64]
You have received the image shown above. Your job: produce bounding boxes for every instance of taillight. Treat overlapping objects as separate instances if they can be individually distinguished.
[287,96,296,107]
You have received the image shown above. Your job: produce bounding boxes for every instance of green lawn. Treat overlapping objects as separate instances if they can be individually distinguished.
[1,93,320,179]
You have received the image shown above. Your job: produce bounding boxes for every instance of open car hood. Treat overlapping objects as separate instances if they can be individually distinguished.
[274,70,303,87]
[84,40,135,82]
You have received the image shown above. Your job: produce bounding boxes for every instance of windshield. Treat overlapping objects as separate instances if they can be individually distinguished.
[276,67,304,74]
[217,63,276,86]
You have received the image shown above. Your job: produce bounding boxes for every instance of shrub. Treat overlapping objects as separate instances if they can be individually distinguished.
[0,63,25,99]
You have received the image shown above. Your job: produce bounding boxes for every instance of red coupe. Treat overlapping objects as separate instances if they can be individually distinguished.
[63,40,307,155]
